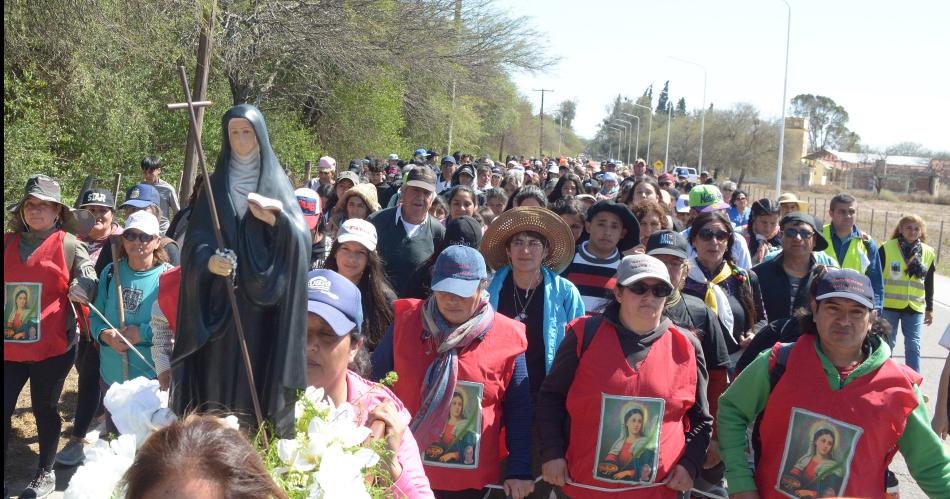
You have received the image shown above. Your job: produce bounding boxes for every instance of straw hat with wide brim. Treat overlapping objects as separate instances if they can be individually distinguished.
[777,192,809,212]
[481,207,576,273]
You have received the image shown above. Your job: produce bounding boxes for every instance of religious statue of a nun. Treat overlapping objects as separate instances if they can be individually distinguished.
[170,104,310,436]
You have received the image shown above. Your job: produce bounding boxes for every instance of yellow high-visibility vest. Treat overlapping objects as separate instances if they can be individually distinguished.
[882,238,934,313]
[822,224,870,273]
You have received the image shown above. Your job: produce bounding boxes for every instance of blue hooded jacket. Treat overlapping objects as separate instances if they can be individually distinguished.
[487,265,585,373]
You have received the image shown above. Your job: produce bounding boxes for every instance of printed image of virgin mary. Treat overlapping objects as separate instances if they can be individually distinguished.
[598,405,656,482]
[779,426,844,498]
[425,390,477,465]
[5,287,37,341]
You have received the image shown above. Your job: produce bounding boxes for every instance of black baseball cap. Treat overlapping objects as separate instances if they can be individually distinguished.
[779,212,828,251]
[646,230,689,260]
[79,188,116,210]
[444,216,482,248]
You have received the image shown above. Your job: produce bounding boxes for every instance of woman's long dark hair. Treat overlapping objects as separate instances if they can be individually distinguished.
[504,185,548,211]
[323,241,395,350]
[547,174,584,204]
[688,210,757,332]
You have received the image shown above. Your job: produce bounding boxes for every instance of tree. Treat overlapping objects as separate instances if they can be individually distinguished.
[790,94,856,152]
[642,84,653,100]
[886,141,927,156]
[556,99,577,129]
[655,80,669,114]
[676,97,687,117]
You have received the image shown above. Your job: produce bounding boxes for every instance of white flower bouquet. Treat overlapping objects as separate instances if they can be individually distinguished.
[64,378,394,499]
[262,386,393,499]
[64,377,178,499]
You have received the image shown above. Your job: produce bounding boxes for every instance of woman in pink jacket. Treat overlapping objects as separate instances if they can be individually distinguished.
[304,269,433,498]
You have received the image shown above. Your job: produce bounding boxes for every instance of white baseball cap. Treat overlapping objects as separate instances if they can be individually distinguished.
[615,254,672,288]
[337,218,378,252]
[124,211,161,236]
[675,194,691,214]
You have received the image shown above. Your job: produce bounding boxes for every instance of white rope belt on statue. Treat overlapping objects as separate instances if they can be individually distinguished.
[84,301,157,372]
[481,475,730,499]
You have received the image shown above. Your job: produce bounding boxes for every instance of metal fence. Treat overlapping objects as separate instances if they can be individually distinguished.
[742,185,946,265]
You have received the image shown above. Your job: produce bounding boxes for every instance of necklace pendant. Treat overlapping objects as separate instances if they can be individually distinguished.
[516,312,526,322]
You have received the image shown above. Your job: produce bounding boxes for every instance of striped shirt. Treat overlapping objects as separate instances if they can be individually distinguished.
[561,242,622,312]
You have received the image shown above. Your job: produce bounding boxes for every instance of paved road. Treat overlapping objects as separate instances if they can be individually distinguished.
[20,279,950,499]
[888,273,950,498]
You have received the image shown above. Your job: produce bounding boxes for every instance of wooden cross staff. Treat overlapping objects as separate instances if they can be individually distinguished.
[166,65,267,441]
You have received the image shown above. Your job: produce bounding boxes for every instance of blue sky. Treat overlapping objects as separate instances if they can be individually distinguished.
[497,0,950,152]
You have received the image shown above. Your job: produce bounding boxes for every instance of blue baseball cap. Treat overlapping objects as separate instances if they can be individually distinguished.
[414,148,428,157]
[815,268,875,309]
[441,155,457,165]
[307,270,363,335]
[431,245,488,297]
[120,183,161,209]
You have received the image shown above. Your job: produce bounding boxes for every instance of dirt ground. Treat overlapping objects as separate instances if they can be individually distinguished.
[6,367,80,495]
[744,183,950,275]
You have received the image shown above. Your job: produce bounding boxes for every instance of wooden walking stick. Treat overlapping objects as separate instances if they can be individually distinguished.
[166,65,267,442]
[110,236,130,381]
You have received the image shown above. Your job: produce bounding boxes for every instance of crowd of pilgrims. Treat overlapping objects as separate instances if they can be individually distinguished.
[4,104,949,498]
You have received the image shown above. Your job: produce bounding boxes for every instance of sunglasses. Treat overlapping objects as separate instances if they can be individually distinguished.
[697,228,730,242]
[626,281,673,298]
[783,228,815,240]
[122,231,158,243]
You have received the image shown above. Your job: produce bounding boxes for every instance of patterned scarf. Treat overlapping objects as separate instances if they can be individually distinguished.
[409,290,495,452]
[900,238,926,279]
[687,258,735,334]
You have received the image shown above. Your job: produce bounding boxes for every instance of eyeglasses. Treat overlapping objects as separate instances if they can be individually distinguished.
[626,281,673,298]
[122,231,157,243]
[783,228,815,240]
[510,238,545,249]
[697,228,730,242]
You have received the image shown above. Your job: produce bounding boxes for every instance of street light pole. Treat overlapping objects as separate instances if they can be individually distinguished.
[533,88,554,159]
[558,116,563,157]
[664,102,673,171]
[613,119,634,165]
[630,104,653,164]
[609,125,625,162]
[669,56,707,171]
[621,113,640,165]
[775,0,791,198]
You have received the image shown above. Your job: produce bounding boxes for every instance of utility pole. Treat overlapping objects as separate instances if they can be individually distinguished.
[447,0,462,156]
[533,88,554,158]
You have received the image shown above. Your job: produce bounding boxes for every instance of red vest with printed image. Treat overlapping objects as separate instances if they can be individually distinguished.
[4,232,71,362]
[564,316,697,499]
[755,336,919,499]
[391,298,527,491]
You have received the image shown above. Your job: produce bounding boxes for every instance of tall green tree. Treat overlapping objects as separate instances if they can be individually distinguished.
[655,81,669,114]
[676,97,687,117]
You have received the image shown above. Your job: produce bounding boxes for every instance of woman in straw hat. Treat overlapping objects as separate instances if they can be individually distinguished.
[777,192,809,218]
[482,206,585,498]
[5,174,99,497]
[332,181,381,222]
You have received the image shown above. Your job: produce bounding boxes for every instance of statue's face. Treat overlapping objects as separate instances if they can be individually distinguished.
[228,118,258,157]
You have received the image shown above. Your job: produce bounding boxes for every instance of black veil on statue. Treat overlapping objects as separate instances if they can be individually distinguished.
[170,104,309,436]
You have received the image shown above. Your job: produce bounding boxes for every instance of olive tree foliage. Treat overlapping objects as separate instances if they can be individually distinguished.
[592,92,781,180]
[789,93,856,153]
[4,0,555,207]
